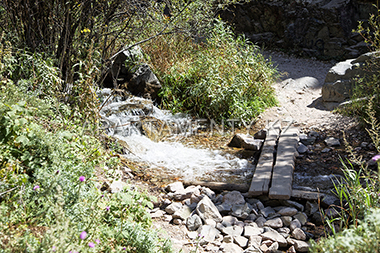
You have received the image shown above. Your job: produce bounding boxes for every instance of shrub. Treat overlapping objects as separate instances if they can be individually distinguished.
[144,19,278,123]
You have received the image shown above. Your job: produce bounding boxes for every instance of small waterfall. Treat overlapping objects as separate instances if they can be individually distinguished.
[98,89,255,184]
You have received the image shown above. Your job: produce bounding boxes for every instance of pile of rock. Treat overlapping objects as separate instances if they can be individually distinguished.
[150,182,329,253]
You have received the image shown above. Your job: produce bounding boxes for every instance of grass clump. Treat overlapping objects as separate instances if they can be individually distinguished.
[144,19,278,123]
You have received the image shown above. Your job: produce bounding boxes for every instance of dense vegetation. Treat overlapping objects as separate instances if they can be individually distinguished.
[0,0,278,251]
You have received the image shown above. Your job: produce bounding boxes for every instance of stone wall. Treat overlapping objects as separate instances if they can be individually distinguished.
[220,0,377,59]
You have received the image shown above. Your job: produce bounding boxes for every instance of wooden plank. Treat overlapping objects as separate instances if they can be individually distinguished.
[248,121,281,197]
[269,126,299,199]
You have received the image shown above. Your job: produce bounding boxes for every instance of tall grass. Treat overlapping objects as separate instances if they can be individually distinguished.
[143,19,278,123]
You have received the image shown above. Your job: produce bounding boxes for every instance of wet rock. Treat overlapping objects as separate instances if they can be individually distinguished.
[278,207,298,216]
[264,218,283,229]
[292,228,307,241]
[299,134,316,145]
[234,235,249,248]
[186,214,202,231]
[260,230,287,247]
[196,195,223,223]
[325,137,340,147]
[165,202,183,215]
[222,191,246,206]
[222,225,244,237]
[228,133,264,151]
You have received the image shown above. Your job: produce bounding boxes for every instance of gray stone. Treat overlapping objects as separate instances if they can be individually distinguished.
[264,218,283,229]
[255,200,265,210]
[287,245,297,253]
[255,217,267,227]
[321,147,331,153]
[232,203,253,219]
[197,225,221,243]
[325,137,340,147]
[244,226,264,237]
[287,238,310,252]
[127,63,161,101]
[277,227,290,234]
[172,205,192,220]
[222,191,246,206]
[268,241,279,252]
[165,202,183,215]
[221,243,244,253]
[290,219,302,231]
[223,235,234,243]
[292,228,307,241]
[234,235,249,248]
[281,200,305,211]
[293,212,308,225]
[248,235,262,248]
[247,213,257,221]
[297,143,308,154]
[280,216,292,227]
[201,187,216,200]
[260,230,287,247]
[173,185,200,201]
[166,182,184,193]
[278,207,298,216]
[222,225,244,237]
[305,201,319,216]
[217,203,233,215]
[228,133,264,151]
[243,246,261,253]
[196,195,223,223]
[186,214,203,231]
[260,206,275,218]
[205,218,217,227]
[187,231,198,240]
[223,215,239,225]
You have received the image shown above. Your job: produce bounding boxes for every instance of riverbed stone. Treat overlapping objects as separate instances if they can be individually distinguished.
[260,206,275,218]
[197,225,221,243]
[222,191,246,206]
[234,235,249,248]
[232,203,253,219]
[278,207,298,216]
[293,212,308,225]
[165,202,183,215]
[222,225,244,237]
[172,205,192,220]
[244,225,264,237]
[172,185,200,201]
[290,219,302,231]
[292,227,307,241]
[297,143,308,154]
[221,242,244,253]
[264,217,283,229]
[228,133,264,151]
[255,216,267,227]
[260,230,287,247]
[186,214,202,231]
[281,216,292,227]
[166,182,184,193]
[287,238,310,252]
[196,195,223,223]
[325,137,340,147]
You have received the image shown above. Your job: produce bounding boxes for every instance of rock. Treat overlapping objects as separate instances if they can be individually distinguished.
[187,231,198,240]
[173,218,182,225]
[277,227,290,234]
[109,180,127,193]
[278,207,298,216]
[321,194,339,207]
[232,203,253,219]
[205,218,217,227]
[172,205,192,220]
[287,245,297,253]
[222,225,244,237]
[321,147,331,153]
[222,191,246,206]
[290,219,302,231]
[254,130,267,140]
[186,214,203,231]
[150,209,165,218]
[166,182,184,193]
[255,217,267,227]
[201,187,216,200]
[311,211,324,225]
[244,226,264,237]
[228,133,264,151]
[234,236,249,248]
[255,200,265,210]
[292,228,307,241]
[260,230,287,247]
[248,235,262,248]
[268,241,279,252]
[264,218,283,229]
[260,206,275,218]
[325,207,341,219]
[281,200,304,211]
[222,216,239,226]
[172,185,200,201]
[247,213,258,221]
[221,242,244,253]
[165,202,183,215]
[297,143,308,154]
[217,203,233,215]
[243,246,261,253]
[293,212,308,225]
[196,195,223,223]
[287,238,310,252]
[305,201,319,216]
[127,63,161,101]
[197,225,221,243]
[223,235,234,243]
[280,216,292,227]
[325,137,340,146]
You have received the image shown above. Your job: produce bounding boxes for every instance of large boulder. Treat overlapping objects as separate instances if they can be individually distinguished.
[322,51,380,102]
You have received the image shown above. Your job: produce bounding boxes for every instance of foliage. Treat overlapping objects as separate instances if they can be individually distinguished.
[310,102,380,252]
[339,6,380,121]
[0,82,172,252]
[145,19,277,123]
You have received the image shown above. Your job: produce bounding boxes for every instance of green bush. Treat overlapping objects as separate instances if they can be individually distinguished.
[146,19,277,123]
